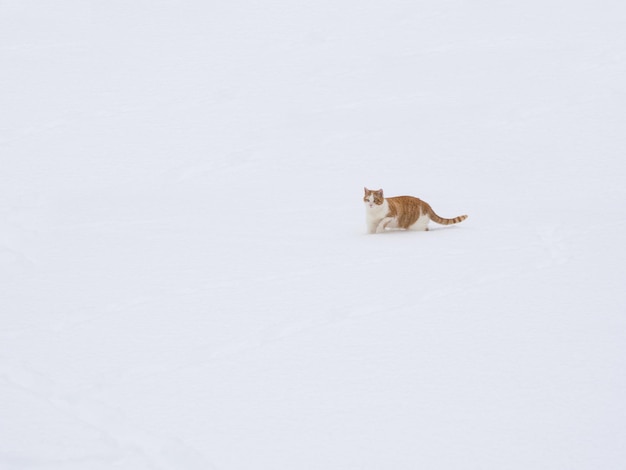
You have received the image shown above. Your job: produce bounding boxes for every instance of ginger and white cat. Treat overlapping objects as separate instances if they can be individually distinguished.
[364,187,468,234]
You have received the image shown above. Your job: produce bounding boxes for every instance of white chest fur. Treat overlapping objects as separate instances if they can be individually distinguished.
[364,198,389,233]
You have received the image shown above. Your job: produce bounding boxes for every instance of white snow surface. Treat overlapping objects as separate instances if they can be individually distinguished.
[2,1,626,469]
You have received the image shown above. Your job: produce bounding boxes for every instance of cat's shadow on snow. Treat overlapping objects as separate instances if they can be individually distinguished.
[377,225,461,234]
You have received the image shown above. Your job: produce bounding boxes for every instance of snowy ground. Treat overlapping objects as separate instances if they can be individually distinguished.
[2,1,626,469]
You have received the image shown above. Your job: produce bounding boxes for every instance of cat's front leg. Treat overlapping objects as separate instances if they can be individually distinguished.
[376,217,395,233]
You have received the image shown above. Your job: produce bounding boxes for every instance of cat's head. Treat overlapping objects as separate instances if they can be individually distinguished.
[363,187,384,208]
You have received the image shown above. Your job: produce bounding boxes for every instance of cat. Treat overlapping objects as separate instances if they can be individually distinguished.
[363,187,468,234]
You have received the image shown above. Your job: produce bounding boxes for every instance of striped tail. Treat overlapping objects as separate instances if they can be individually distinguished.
[428,208,468,226]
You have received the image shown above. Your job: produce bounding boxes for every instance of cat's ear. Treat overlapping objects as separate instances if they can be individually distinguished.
[364,187,369,194]
[377,189,384,196]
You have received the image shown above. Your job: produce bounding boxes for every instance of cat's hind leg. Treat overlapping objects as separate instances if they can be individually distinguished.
[409,214,430,232]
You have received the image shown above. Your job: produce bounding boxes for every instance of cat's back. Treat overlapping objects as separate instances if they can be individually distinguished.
[386,195,427,213]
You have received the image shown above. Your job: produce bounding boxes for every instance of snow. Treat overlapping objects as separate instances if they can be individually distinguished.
[2,1,626,469]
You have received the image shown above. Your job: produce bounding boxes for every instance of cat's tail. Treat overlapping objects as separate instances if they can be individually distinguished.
[427,207,468,226]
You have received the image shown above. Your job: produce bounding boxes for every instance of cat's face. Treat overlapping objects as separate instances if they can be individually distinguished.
[363,188,384,208]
